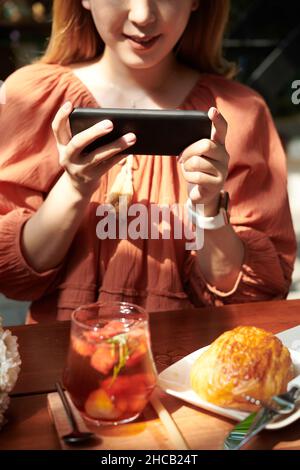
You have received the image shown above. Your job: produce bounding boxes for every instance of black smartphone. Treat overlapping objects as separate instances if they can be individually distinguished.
[69,108,211,156]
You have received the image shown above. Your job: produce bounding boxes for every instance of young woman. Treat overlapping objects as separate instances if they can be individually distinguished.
[0,0,296,323]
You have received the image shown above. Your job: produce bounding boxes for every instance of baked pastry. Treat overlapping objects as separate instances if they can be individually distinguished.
[190,326,293,412]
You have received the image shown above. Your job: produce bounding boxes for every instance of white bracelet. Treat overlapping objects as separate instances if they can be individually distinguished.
[186,196,230,230]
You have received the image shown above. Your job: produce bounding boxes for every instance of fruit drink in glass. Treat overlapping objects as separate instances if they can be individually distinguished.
[63,302,157,425]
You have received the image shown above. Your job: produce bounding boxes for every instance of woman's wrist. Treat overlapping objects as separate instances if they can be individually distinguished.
[61,171,96,202]
[203,197,220,217]
[189,191,225,217]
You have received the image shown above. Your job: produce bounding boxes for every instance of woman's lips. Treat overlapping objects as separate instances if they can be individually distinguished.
[124,34,161,51]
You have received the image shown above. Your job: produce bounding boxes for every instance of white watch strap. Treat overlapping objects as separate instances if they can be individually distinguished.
[186,198,228,230]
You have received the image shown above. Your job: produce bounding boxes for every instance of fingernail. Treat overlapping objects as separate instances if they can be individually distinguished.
[63,101,72,111]
[124,133,136,144]
[99,119,113,130]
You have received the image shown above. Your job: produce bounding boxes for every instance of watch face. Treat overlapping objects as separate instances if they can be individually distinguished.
[221,207,230,225]
[220,190,230,211]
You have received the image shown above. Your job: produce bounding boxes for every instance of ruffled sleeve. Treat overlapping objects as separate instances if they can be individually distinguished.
[184,78,296,305]
[0,64,75,300]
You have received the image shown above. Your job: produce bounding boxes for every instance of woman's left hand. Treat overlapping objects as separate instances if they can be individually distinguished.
[179,107,229,216]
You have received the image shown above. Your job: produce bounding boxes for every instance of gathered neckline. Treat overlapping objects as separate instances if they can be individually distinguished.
[57,63,204,110]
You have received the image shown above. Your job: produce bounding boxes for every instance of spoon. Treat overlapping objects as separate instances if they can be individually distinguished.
[55,382,95,445]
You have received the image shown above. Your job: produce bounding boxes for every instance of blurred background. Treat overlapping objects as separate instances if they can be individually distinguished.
[0,0,299,324]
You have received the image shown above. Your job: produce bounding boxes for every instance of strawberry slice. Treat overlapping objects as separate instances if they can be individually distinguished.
[116,397,129,414]
[71,336,95,357]
[100,320,125,339]
[101,374,156,416]
[84,320,125,343]
[90,342,117,375]
[128,396,148,413]
[102,373,156,396]
[102,375,132,395]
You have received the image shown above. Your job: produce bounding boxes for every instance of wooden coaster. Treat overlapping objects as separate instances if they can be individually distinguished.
[47,392,172,450]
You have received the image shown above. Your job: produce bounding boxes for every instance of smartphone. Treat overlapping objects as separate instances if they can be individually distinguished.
[69,108,211,156]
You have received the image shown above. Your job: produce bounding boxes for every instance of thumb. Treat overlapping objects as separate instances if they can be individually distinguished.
[208,107,227,145]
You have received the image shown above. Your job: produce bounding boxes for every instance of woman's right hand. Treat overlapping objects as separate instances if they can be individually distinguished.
[52,101,137,197]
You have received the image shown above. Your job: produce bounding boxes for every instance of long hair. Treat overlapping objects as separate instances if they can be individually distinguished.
[40,0,236,78]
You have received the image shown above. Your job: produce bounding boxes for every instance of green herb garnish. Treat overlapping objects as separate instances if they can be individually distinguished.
[107,333,129,382]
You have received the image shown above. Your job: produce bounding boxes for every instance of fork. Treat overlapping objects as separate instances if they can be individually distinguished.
[224,376,300,450]
[244,391,296,415]
[244,375,300,415]
[224,394,297,451]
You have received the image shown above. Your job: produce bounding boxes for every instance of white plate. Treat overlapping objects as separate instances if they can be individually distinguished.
[158,346,300,430]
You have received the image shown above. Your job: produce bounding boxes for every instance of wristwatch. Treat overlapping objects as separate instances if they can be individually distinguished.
[186,190,230,230]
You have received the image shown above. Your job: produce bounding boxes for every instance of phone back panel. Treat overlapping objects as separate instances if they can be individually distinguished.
[70,108,211,156]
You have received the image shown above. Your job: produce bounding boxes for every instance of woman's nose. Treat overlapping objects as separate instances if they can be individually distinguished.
[128,0,156,27]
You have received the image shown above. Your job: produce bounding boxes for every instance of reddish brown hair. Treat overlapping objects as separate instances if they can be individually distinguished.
[40,0,236,78]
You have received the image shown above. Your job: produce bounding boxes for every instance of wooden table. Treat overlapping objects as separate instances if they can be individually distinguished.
[1,299,300,450]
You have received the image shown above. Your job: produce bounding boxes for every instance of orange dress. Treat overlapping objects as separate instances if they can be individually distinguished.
[0,64,296,323]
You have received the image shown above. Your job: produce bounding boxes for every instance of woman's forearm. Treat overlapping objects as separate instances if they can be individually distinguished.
[21,172,92,272]
[196,224,245,292]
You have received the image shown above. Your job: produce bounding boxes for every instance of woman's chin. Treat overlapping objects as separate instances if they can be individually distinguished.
[119,52,166,71]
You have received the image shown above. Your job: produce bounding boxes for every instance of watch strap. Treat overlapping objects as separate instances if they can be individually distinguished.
[186,191,230,230]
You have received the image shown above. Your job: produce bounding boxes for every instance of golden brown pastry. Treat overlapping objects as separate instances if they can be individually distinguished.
[190,326,293,412]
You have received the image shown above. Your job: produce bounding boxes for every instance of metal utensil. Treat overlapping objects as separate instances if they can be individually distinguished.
[223,406,277,450]
[244,392,297,415]
[224,381,300,450]
[55,382,95,445]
